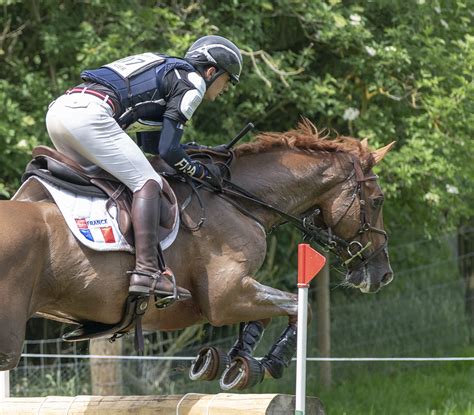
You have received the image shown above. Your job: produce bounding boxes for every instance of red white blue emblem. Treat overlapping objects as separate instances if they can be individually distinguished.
[75,217,116,243]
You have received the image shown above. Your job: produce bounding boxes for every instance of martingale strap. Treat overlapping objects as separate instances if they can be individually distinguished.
[219,179,347,249]
[174,147,349,252]
[216,158,386,270]
[173,146,387,270]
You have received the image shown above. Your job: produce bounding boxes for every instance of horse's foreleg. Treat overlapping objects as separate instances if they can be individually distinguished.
[260,324,297,379]
[206,276,302,326]
[208,274,312,331]
[228,320,268,360]
[222,320,299,385]
[254,280,315,380]
[203,276,312,390]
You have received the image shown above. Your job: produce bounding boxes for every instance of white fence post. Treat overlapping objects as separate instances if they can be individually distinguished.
[295,285,309,415]
[0,371,9,398]
[295,244,326,415]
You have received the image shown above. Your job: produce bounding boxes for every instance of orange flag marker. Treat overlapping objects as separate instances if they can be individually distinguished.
[297,243,326,287]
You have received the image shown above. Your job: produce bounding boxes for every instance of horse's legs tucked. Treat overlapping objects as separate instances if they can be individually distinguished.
[205,276,306,389]
[261,324,297,379]
[226,320,298,380]
[228,320,265,360]
[206,276,299,326]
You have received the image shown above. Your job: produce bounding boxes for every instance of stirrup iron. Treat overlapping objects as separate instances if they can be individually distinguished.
[127,268,179,309]
[153,268,179,309]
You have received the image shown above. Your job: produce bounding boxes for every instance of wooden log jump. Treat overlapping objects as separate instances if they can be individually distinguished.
[0,393,325,414]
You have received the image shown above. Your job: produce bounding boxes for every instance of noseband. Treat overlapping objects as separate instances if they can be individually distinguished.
[302,156,388,271]
[217,156,388,272]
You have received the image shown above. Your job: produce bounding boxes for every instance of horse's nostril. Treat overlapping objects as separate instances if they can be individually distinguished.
[381,272,393,285]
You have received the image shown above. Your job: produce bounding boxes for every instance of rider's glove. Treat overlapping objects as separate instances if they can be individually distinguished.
[200,163,223,191]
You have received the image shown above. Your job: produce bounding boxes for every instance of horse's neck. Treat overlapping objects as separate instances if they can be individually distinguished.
[231,150,348,229]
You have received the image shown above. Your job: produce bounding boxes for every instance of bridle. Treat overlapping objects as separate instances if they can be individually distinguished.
[217,155,387,272]
[304,156,389,271]
[171,148,388,272]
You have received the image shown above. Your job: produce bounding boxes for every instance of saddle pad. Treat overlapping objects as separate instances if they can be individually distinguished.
[13,177,179,253]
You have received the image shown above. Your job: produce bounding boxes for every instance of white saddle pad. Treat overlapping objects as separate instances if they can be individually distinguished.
[13,177,179,253]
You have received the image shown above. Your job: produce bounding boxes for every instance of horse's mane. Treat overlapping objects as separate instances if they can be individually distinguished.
[234,118,371,161]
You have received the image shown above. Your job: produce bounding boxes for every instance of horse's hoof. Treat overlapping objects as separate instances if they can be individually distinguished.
[189,347,229,381]
[219,355,264,391]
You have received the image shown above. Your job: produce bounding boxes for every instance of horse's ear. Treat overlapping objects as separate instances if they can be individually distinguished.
[360,138,369,149]
[371,141,396,165]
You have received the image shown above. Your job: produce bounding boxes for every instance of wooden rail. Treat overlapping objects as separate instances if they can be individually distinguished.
[0,393,325,414]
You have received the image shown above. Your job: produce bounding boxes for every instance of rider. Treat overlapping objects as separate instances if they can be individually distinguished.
[45,35,243,305]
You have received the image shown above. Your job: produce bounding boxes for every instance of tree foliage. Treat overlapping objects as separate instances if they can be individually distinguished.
[1,0,472,234]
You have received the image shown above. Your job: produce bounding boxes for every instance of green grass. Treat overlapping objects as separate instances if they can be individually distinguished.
[315,347,474,415]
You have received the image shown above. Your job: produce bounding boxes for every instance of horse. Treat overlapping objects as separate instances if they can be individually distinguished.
[0,120,394,389]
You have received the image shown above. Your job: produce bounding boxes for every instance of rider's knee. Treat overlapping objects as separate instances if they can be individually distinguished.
[135,179,162,196]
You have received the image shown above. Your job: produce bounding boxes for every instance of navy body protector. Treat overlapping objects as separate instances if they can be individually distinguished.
[81,54,195,123]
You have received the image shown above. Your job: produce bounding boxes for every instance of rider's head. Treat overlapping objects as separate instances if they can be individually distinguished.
[185,35,242,101]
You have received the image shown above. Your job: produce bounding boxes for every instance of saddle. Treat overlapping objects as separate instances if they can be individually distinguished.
[18,145,233,348]
[22,145,178,246]
[18,146,181,349]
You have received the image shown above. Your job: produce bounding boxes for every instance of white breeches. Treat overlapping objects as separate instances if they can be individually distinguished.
[45,93,163,192]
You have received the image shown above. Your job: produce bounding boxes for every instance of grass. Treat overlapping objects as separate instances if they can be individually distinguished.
[315,347,474,415]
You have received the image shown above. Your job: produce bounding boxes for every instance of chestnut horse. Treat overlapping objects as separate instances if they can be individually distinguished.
[0,121,394,389]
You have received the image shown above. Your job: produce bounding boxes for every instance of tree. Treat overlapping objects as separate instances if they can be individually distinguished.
[1,0,471,233]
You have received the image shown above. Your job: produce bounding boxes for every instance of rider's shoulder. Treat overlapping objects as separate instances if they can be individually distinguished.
[166,68,206,94]
[184,71,206,94]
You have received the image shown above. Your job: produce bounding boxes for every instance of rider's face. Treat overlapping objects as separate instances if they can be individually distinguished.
[204,69,231,101]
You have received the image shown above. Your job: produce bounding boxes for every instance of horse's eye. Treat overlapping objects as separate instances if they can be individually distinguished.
[371,197,384,208]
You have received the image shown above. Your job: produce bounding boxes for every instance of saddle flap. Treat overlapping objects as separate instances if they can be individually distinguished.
[32,145,119,182]
[24,146,180,250]
[159,179,178,233]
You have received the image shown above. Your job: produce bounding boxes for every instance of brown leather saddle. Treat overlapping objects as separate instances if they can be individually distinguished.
[21,145,178,247]
[16,146,183,349]
[18,145,232,348]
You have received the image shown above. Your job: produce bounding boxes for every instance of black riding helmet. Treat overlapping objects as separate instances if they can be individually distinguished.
[184,35,243,87]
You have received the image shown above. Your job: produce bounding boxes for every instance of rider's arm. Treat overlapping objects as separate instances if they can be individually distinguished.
[158,117,204,177]
[157,68,207,177]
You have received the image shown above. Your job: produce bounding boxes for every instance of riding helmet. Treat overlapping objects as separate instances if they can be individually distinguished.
[185,35,243,85]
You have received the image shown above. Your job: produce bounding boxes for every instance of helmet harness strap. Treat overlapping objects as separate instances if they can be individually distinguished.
[193,64,226,88]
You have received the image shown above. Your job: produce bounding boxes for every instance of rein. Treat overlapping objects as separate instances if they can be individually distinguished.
[219,174,384,271]
[174,148,387,271]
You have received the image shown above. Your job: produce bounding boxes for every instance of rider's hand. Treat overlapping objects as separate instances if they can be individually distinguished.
[200,163,223,191]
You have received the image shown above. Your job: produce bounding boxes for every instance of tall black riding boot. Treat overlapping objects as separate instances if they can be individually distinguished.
[128,179,191,307]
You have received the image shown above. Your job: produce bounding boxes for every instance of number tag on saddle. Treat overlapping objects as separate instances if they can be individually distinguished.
[104,52,165,79]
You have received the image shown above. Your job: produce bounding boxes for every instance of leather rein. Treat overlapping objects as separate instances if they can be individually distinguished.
[177,148,388,272]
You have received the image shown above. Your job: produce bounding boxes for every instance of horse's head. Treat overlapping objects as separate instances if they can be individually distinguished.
[318,141,395,293]
[234,120,394,293]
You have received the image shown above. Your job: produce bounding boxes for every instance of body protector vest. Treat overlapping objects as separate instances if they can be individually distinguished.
[81,53,196,129]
